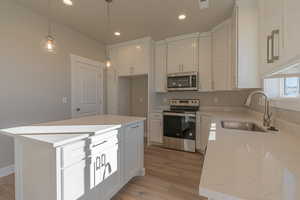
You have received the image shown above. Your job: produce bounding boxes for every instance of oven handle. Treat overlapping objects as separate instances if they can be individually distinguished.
[163,113,196,117]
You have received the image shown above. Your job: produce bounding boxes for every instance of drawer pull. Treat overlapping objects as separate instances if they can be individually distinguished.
[93,140,107,148]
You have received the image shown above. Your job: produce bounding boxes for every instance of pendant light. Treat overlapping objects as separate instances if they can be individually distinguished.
[43,0,57,53]
[105,0,113,68]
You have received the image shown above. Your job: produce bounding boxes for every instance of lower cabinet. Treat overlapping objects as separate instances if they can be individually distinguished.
[123,123,143,183]
[196,114,212,153]
[148,113,163,144]
[60,123,144,200]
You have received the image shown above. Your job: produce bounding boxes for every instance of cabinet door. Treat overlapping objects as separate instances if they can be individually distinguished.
[212,21,232,90]
[123,123,141,183]
[133,43,149,75]
[61,160,87,200]
[116,45,133,76]
[198,35,212,91]
[155,42,167,92]
[284,0,300,62]
[167,38,198,74]
[149,119,163,144]
[260,0,284,74]
[199,116,212,153]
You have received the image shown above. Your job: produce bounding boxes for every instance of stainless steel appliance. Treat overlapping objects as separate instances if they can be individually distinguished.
[163,99,200,152]
[167,72,198,91]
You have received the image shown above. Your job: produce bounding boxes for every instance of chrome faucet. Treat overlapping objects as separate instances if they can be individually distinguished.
[245,91,272,127]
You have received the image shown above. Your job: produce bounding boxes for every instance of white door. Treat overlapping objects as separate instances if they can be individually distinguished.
[71,55,104,118]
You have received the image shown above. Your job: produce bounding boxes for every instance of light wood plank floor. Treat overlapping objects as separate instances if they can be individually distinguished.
[0,146,207,200]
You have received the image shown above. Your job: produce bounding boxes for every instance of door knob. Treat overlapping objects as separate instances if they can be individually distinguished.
[76,108,81,112]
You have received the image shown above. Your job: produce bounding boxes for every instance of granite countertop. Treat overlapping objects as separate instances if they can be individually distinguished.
[1,115,146,147]
[199,110,300,200]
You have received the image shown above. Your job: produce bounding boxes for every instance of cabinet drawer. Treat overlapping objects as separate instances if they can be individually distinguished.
[61,140,87,169]
[150,112,163,120]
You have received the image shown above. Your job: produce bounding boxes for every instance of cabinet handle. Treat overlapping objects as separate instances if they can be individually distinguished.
[272,29,280,61]
[267,35,274,64]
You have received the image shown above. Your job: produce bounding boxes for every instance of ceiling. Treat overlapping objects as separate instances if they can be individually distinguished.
[15,0,234,44]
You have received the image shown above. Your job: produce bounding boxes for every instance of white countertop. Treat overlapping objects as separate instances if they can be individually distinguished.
[1,115,146,147]
[199,110,300,200]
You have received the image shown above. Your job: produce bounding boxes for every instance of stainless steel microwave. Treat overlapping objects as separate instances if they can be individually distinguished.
[167,72,198,91]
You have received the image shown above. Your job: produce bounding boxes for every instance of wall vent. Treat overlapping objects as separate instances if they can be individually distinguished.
[199,0,209,9]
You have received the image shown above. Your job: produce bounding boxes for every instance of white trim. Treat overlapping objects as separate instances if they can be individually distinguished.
[211,18,232,32]
[108,37,152,49]
[0,165,14,178]
[70,54,104,118]
[165,32,200,42]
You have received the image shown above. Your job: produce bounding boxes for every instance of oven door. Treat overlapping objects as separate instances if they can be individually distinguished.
[163,112,196,140]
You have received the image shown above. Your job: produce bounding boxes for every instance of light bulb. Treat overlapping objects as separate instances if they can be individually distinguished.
[178,14,187,20]
[63,0,73,6]
[106,59,112,68]
[44,36,56,53]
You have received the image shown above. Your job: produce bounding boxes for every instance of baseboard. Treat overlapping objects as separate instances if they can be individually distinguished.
[0,165,14,178]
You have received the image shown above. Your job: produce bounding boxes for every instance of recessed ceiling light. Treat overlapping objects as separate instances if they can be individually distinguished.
[114,32,121,36]
[178,14,187,20]
[63,0,73,6]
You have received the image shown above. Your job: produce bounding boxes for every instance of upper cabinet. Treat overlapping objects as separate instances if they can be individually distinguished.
[166,33,199,74]
[211,20,233,91]
[108,37,152,77]
[232,0,260,88]
[154,41,167,93]
[259,0,300,75]
[198,33,212,91]
[283,0,300,63]
[259,0,284,75]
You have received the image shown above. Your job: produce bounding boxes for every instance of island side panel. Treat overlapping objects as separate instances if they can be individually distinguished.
[14,137,58,200]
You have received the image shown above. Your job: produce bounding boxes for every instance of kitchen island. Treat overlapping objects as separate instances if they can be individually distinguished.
[1,115,146,200]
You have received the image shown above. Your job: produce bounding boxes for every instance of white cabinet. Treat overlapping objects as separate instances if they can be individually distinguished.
[149,113,163,144]
[167,34,199,74]
[123,122,144,183]
[259,0,284,75]
[61,159,87,200]
[212,20,232,91]
[232,0,260,88]
[13,123,145,200]
[283,0,300,63]
[108,37,151,77]
[154,41,167,92]
[198,33,212,91]
[196,114,212,153]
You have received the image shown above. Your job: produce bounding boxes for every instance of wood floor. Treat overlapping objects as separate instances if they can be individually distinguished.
[0,146,207,200]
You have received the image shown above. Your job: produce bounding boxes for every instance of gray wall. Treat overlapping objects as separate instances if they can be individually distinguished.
[0,0,106,169]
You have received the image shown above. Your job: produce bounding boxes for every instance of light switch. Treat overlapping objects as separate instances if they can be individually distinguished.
[62,97,68,104]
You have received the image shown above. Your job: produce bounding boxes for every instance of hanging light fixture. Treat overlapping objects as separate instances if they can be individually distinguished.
[43,0,57,53]
[105,0,113,68]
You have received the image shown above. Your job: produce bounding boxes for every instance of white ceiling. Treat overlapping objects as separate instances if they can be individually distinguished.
[15,0,234,44]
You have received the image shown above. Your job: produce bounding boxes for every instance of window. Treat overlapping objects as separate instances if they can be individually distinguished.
[284,77,300,97]
[263,63,300,111]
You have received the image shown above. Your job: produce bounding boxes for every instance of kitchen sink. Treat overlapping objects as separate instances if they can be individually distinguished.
[221,120,267,133]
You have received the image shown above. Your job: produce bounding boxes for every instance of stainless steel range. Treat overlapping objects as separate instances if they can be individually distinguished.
[163,99,200,152]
